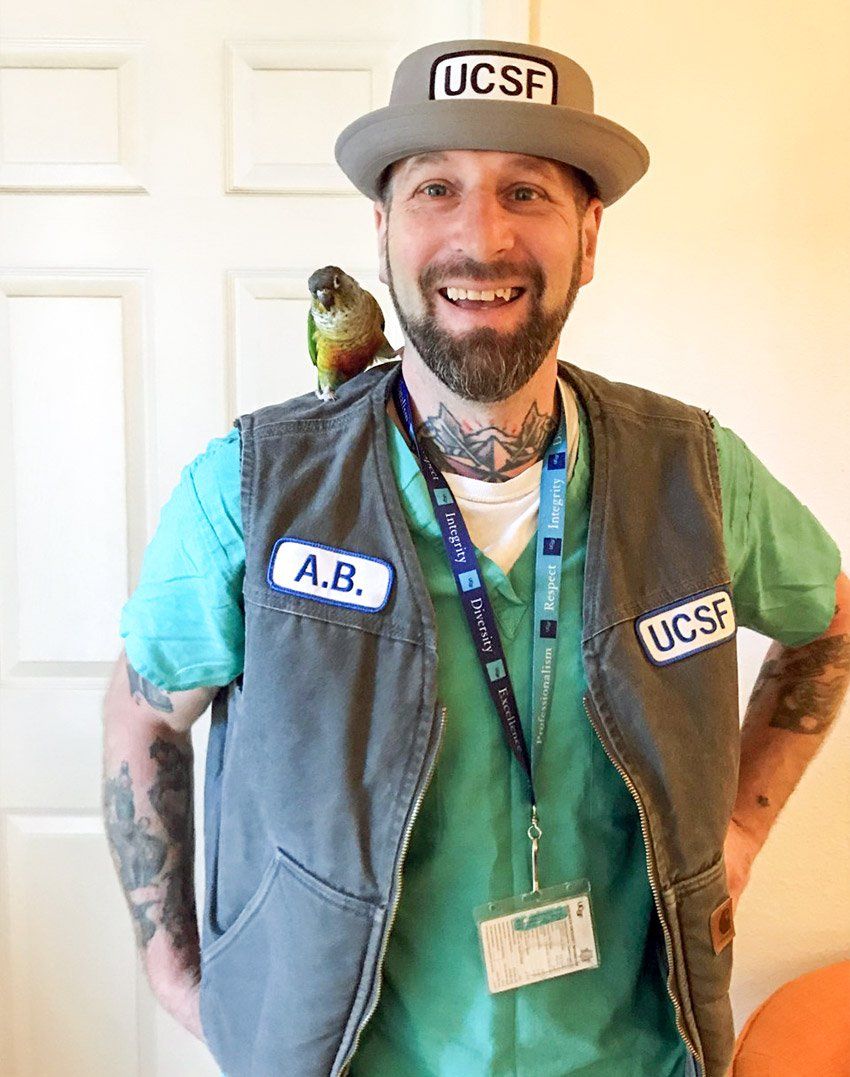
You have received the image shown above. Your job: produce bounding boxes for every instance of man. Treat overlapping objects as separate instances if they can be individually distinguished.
[102,38,849,1077]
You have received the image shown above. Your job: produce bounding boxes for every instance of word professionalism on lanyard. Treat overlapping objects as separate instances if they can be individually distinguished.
[393,373,568,892]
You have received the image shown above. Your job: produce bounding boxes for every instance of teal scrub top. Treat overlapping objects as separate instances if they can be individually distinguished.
[120,396,840,1075]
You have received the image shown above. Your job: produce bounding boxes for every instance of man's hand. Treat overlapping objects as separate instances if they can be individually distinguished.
[722,816,761,917]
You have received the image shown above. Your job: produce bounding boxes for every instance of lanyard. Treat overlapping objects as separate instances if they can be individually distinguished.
[393,373,568,889]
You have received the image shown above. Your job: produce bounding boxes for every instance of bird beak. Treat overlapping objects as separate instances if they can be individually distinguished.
[317,289,334,309]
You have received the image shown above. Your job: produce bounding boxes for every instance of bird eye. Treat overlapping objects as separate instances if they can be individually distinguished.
[333,276,340,288]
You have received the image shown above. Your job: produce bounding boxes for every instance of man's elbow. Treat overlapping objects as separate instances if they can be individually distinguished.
[102,648,216,736]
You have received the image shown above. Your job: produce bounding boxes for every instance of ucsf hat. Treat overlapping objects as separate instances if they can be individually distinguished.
[335,39,649,208]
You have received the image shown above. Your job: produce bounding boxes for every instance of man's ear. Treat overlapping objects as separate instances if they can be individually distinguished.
[374,201,389,285]
[579,200,603,287]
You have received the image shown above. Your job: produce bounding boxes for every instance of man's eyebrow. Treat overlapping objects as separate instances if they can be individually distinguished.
[507,155,563,181]
[402,152,449,173]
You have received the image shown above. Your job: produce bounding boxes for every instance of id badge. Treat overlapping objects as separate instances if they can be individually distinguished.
[473,878,600,994]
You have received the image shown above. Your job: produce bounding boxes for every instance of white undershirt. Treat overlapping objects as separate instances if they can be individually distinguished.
[441,377,580,575]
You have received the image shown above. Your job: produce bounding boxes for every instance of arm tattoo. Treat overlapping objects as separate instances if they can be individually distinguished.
[148,739,198,950]
[104,738,197,953]
[127,664,174,713]
[753,633,850,735]
[416,400,558,481]
[104,761,167,946]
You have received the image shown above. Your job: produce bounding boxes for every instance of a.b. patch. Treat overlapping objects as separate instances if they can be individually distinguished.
[635,586,736,667]
[430,50,558,104]
[267,538,394,613]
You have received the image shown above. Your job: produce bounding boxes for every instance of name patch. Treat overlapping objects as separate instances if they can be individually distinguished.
[430,50,558,104]
[267,538,394,613]
[635,587,736,666]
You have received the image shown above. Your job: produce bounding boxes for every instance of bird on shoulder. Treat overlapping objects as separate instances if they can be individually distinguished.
[307,265,397,400]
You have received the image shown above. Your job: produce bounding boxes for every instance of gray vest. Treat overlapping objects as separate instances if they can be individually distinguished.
[199,359,740,1077]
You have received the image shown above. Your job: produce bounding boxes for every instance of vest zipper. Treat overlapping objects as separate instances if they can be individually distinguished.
[337,702,448,1076]
[581,694,702,1066]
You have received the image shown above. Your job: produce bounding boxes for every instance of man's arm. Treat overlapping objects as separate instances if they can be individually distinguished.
[101,648,217,1040]
[725,570,850,908]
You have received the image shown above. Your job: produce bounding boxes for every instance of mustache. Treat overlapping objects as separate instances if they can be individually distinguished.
[419,259,545,297]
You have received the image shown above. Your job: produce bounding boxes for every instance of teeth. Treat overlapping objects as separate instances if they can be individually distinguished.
[444,286,518,302]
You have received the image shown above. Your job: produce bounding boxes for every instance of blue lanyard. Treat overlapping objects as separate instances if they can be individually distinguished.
[393,373,568,814]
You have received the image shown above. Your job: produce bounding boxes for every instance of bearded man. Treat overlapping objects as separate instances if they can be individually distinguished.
[103,38,850,1077]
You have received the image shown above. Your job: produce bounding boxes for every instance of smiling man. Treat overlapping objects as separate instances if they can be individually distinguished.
[105,38,849,1077]
[380,149,590,402]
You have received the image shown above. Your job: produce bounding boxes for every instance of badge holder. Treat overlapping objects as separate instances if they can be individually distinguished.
[474,878,600,994]
[473,813,601,994]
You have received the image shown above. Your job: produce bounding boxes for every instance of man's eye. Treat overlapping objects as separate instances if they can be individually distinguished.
[421,182,449,197]
[512,186,541,201]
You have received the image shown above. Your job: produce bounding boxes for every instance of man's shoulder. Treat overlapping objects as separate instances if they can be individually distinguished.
[560,360,711,427]
[237,362,398,433]
[180,426,242,515]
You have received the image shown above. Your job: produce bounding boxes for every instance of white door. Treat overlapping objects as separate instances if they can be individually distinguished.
[0,3,528,1073]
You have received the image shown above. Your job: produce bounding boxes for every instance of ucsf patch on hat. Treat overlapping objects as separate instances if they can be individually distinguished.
[335,39,649,207]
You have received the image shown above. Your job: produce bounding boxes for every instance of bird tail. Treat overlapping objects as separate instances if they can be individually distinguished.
[374,335,399,359]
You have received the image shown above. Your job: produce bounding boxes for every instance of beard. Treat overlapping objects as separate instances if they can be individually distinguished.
[385,239,583,404]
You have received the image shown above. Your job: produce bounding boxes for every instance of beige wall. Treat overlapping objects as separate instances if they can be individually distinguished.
[536,0,850,1032]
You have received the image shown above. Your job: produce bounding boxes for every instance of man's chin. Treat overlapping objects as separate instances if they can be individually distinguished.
[421,346,548,404]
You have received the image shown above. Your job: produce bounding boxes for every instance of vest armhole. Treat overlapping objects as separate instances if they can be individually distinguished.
[700,410,726,541]
[234,414,257,573]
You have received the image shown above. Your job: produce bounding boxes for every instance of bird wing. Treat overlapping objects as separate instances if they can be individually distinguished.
[307,307,319,367]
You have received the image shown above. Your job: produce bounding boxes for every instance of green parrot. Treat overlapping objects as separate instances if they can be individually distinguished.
[307,265,397,400]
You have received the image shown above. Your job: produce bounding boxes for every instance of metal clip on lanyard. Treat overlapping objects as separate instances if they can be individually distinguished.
[393,372,568,892]
[528,804,542,892]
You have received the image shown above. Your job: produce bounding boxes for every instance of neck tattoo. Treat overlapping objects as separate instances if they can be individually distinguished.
[414,400,558,482]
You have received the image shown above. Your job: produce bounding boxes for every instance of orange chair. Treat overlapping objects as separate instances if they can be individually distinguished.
[732,960,850,1076]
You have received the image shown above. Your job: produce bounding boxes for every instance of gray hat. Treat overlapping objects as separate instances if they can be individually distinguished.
[334,39,649,208]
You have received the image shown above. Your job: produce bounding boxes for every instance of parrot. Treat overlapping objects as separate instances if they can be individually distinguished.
[307,265,397,400]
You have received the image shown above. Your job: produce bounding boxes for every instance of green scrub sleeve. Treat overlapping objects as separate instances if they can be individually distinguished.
[119,429,245,690]
[712,420,841,647]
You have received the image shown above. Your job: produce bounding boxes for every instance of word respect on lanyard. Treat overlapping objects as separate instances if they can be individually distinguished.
[393,373,568,809]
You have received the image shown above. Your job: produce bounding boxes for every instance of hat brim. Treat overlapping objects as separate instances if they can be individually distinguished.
[335,99,649,207]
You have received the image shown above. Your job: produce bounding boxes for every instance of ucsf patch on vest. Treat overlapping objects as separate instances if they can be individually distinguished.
[267,537,394,613]
[635,586,736,666]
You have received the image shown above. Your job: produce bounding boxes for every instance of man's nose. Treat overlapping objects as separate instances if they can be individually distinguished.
[450,190,515,262]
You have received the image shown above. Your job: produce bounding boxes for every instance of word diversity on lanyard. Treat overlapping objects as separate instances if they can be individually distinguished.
[393,372,601,992]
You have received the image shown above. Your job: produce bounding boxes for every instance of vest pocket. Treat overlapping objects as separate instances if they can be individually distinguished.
[200,845,383,1077]
[661,855,735,1076]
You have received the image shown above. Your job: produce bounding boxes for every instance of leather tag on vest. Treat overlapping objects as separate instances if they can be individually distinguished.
[635,585,736,666]
[710,897,735,955]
